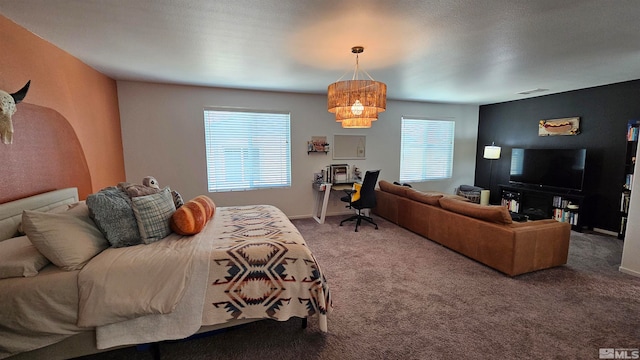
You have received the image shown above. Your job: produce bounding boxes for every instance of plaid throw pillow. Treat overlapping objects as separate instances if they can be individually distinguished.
[131,188,176,244]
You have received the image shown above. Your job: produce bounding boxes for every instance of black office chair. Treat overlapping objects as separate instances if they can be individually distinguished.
[340,170,380,232]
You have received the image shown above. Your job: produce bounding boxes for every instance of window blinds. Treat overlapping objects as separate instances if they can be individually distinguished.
[204,108,291,192]
[400,118,455,182]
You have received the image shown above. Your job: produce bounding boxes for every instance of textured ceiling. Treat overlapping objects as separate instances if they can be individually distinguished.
[1,0,639,105]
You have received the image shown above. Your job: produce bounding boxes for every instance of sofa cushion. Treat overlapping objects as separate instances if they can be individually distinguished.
[405,188,444,206]
[438,197,513,225]
[378,180,409,197]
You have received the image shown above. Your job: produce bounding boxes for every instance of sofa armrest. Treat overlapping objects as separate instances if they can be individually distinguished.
[510,221,571,276]
[373,189,400,224]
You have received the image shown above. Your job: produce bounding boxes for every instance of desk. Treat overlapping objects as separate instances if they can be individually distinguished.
[312,182,353,224]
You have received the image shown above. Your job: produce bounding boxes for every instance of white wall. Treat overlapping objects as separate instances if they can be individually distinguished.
[117,81,479,218]
[620,145,640,277]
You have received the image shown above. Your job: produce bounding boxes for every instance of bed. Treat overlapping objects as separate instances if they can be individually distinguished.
[0,187,331,360]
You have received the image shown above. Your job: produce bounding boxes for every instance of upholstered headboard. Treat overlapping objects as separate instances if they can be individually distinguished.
[0,103,92,204]
[0,187,78,241]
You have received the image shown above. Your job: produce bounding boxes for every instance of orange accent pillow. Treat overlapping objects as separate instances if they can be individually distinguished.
[170,196,216,235]
[193,195,215,220]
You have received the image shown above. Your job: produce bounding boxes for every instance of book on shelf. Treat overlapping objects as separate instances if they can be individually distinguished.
[625,174,633,190]
[501,197,520,213]
[627,125,638,141]
[620,192,631,213]
[553,208,579,225]
[506,199,518,211]
[552,196,575,209]
[620,216,627,236]
[501,198,520,212]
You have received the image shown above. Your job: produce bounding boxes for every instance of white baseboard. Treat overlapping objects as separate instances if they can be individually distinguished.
[288,210,355,221]
[288,215,309,220]
[592,228,618,237]
[619,266,640,278]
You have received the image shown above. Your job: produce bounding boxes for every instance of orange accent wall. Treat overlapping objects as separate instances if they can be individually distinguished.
[0,103,92,203]
[0,15,125,199]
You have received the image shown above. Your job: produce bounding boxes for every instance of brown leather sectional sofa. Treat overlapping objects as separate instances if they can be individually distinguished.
[373,181,571,276]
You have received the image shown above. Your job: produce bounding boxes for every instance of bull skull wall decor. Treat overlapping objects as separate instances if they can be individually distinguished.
[0,80,31,144]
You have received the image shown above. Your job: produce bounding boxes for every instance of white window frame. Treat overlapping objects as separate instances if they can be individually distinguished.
[400,117,455,182]
[203,107,291,192]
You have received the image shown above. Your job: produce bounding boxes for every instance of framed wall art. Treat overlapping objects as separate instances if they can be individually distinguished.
[538,117,580,136]
[333,134,366,160]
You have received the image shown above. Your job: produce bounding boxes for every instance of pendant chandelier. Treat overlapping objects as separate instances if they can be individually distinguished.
[327,46,387,128]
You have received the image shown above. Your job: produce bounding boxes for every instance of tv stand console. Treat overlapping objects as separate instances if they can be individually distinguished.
[499,184,588,231]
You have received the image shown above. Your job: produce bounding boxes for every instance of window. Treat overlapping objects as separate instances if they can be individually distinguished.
[400,118,455,182]
[204,108,291,192]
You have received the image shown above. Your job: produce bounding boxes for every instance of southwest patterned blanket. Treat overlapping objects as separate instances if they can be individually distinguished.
[94,205,331,350]
[202,205,331,331]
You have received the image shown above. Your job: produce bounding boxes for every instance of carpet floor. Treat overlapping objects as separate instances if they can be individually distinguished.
[76,216,639,360]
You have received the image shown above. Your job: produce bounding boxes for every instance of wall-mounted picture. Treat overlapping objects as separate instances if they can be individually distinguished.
[309,136,328,151]
[333,134,366,160]
[538,117,580,136]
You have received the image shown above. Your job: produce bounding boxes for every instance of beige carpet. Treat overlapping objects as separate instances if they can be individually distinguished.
[76,215,640,360]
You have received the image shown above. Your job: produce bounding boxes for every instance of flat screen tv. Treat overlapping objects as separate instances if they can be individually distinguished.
[509,148,586,192]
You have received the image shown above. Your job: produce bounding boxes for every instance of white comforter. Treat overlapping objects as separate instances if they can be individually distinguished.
[0,205,331,357]
[77,229,209,328]
[81,205,331,349]
[78,222,214,349]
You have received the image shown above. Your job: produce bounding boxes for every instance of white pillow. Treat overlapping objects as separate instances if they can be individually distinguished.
[21,208,109,271]
[16,201,86,236]
[0,236,50,278]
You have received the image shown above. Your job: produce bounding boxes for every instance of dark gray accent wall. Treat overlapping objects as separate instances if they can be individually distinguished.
[477,79,640,232]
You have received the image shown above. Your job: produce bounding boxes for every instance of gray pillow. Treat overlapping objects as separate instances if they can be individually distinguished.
[86,187,142,247]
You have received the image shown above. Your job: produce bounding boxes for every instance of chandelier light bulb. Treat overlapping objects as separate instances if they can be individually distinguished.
[351,100,364,115]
